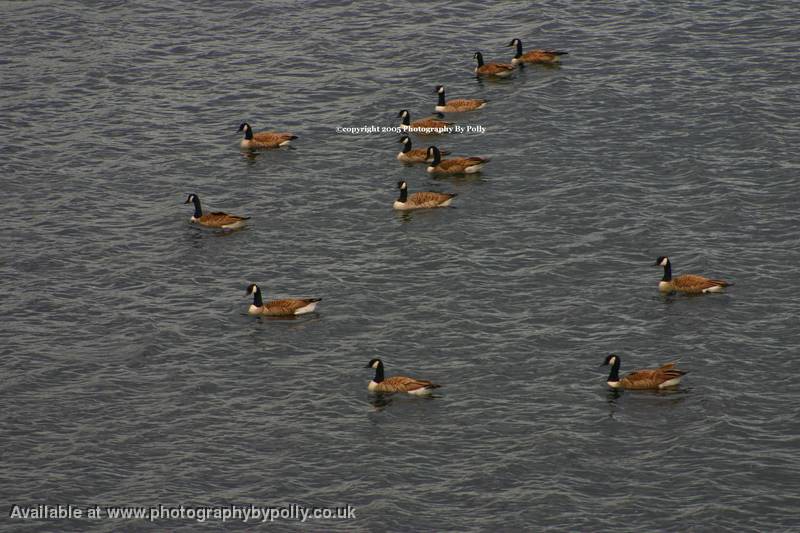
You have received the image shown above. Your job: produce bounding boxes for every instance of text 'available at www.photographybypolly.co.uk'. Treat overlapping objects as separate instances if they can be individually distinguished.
[8,504,357,524]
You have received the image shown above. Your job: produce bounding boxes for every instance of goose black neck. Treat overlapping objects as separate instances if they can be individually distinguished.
[401,114,410,126]
[608,358,621,382]
[514,41,523,58]
[475,53,484,66]
[191,196,203,218]
[373,363,385,383]
[398,187,408,203]
[401,139,412,153]
[252,286,263,307]
[437,91,446,106]
[429,148,441,165]
[662,262,672,282]
[243,126,253,140]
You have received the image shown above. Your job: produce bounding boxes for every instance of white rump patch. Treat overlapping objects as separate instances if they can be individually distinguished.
[407,386,434,396]
[293,301,319,315]
[658,376,683,388]
[702,285,724,293]
[221,220,246,230]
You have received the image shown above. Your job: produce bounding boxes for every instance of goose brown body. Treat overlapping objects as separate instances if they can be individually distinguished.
[239,122,297,149]
[507,39,568,65]
[393,181,456,210]
[246,284,321,316]
[365,358,441,395]
[602,355,687,390]
[434,85,487,113]
[655,256,732,294]
[473,51,515,77]
[426,146,489,175]
[184,194,249,230]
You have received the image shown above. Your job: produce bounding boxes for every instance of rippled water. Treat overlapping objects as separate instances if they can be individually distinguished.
[2,1,799,531]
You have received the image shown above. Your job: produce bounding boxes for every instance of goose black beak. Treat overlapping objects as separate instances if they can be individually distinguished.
[364,363,372,368]
[183,199,190,204]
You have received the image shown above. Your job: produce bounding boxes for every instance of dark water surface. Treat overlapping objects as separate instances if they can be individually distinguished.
[2,1,799,531]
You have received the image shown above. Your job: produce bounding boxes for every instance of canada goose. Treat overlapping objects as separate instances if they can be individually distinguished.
[238,122,297,149]
[473,51,515,77]
[434,85,487,113]
[397,136,450,163]
[245,283,321,316]
[654,256,733,294]
[601,354,687,390]
[393,180,456,210]
[506,38,568,65]
[426,146,489,175]
[397,109,452,135]
[364,358,442,395]
[184,194,250,230]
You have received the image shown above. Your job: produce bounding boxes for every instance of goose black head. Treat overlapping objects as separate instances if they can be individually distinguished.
[426,146,441,163]
[602,354,619,367]
[245,283,259,296]
[397,180,408,190]
[654,256,670,267]
[397,109,409,118]
[184,193,198,204]
[238,122,250,132]
[365,358,383,369]
[399,135,411,145]
[435,85,445,93]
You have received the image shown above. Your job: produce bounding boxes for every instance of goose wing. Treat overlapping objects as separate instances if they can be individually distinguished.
[445,98,486,111]
[200,212,250,227]
[621,367,687,389]
[436,157,488,172]
[252,131,297,145]
[379,376,441,393]
[262,298,321,316]
[523,49,568,60]
[479,62,515,75]
[673,274,731,293]
[408,191,457,207]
